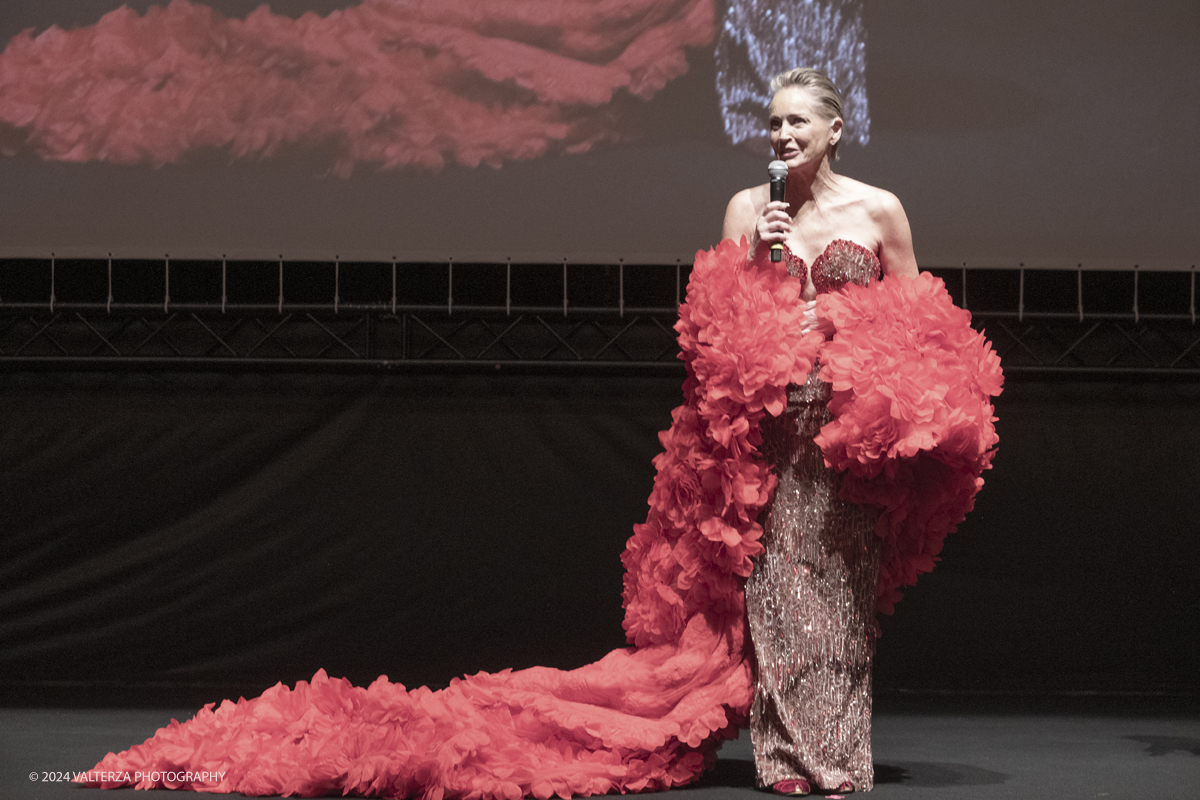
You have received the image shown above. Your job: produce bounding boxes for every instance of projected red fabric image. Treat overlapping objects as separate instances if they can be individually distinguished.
[0,0,714,175]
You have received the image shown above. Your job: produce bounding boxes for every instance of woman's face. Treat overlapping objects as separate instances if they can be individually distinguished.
[768,86,841,170]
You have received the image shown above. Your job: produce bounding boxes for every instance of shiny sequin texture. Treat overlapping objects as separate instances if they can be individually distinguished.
[783,238,883,290]
[746,241,881,791]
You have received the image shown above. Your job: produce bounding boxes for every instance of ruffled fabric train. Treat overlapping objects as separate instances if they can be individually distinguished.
[81,238,1001,797]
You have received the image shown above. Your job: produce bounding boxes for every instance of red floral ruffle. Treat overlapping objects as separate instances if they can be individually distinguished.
[84,616,747,799]
[81,239,999,797]
[622,238,824,650]
[815,272,1003,613]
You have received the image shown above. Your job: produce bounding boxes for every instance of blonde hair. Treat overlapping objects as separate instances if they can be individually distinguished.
[769,68,845,162]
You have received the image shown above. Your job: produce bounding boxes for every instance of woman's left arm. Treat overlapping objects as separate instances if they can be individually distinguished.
[873,190,919,279]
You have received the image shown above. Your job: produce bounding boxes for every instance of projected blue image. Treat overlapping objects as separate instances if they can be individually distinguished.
[716,0,869,153]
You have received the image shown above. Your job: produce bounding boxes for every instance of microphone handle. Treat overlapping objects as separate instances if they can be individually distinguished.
[769,177,786,262]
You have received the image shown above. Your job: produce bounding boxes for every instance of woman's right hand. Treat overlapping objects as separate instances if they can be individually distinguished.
[751,200,792,258]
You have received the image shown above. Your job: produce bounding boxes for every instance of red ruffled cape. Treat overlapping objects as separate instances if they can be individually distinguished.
[81,238,1000,798]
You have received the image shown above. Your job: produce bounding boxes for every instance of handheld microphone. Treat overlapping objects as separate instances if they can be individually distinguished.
[767,160,788,262]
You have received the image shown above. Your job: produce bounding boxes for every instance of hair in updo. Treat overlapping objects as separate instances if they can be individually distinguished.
[769,67,845,161]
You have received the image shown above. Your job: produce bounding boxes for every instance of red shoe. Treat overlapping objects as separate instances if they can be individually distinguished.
[771,779,811,796]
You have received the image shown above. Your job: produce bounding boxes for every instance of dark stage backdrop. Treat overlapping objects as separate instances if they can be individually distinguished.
[2,371,1199,704]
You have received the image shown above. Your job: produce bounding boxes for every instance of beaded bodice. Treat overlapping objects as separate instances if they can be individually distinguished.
[782,239,882,293]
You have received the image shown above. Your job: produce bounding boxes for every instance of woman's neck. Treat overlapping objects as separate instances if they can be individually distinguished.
[784,159,838,216]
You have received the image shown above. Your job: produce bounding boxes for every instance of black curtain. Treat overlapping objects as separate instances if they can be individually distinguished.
[3,372,1198,704]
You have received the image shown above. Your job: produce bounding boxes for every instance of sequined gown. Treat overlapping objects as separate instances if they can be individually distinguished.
[746,240,883,791]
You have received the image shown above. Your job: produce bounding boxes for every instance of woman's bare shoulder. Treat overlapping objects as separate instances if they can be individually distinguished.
[831,175,901,214]
[838,177,906,222]
[834,178,917,276]
[722,183,769,241]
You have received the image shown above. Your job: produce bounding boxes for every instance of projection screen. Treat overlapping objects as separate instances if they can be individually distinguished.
[0,0,1195,268]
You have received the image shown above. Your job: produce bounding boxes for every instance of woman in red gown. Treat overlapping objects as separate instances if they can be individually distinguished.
[81,69,1000,800]
[722,67,916,795]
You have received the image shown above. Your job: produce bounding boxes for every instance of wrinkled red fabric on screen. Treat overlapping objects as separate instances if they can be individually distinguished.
[0,0,715,174]
[80,240,1000,797]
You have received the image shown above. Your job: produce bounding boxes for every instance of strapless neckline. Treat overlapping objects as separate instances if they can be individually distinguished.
[782,239,881,294]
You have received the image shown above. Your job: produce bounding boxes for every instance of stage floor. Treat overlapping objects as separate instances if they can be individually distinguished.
[4,696,1198,800]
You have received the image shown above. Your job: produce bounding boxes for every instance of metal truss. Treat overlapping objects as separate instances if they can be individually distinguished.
[1,259,1197,376]
[971,313,1200,376]
[0,306,682,370]
[950,265,1200,377]
[0,257,686,370]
